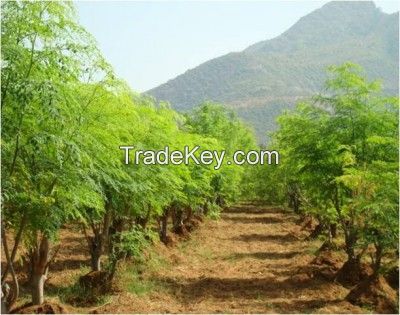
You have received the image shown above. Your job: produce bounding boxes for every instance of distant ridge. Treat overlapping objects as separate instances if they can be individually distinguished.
[146,1,399,143]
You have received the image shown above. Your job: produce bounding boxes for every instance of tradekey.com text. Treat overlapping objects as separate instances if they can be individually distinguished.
[119,145,279,170]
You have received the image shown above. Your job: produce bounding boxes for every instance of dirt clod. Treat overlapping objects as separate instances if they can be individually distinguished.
[163,234,177,247]
[311,250,342,269]
[346,275,399,314]
[173,224,189,236]
[385,265,399,290]
[184,217,203,232]
[317,240,339,252]
[12,302,68,314]
[79,270,110,294]
[300,215,318,231]
[291,272,312,283]
[309,250,342,281]
[336,259,373,287]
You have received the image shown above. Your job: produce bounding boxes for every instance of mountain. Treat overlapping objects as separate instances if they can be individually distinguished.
[146,1,399,143]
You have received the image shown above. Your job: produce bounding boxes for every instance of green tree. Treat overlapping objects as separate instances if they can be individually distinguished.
[1,1,113,306]
[270,63,398,283]
[186,102,257,207]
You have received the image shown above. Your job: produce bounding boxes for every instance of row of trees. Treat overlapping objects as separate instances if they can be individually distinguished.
[1,2,256,311]
[2,1,397,312]
[252,63,398,286]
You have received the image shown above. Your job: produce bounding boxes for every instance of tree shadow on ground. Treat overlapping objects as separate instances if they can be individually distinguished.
[223,216,285,224]
[224,206,286,215]
[231,233,299,243]
[59,236,89,255]
[271,298,344,313]
[51,258,90,272]
[224,251,302,261]
[156,275,334,309]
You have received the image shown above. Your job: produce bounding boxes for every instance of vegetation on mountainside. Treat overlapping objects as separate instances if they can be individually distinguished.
[147,1,398,142]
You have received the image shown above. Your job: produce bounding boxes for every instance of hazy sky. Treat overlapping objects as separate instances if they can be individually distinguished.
[75,1,399,92]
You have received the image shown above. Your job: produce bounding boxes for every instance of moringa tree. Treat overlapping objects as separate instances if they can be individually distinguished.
[1,1,114,306]
[270,63,398,283]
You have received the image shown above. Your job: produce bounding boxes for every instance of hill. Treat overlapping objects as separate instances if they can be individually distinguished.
[146,1,399,143]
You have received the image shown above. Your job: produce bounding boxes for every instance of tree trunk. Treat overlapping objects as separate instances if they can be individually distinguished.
[308,222,325,239]
[343,226,357,261]
[1,214,26,283]
[160,210,168,244]
[184,207,193,223]
[293,195,300,214]
[1,224,19,311]
[31,273,45,305]
[202,202,209,216]
[137,206,151,229]
[372,243,383,278]
[108,218,124,258]
[330,224,337,238]
[29,235,50,305]
[87,231,103,272]
[336,228,364,286]
[84,202,113,272]
[1,294,8,314]
[336,256,362,286]
[215,195,224,207]
[172,208,185,235]
[288,183,301,214]
[105,218,128,288]
[288,193,293,209]
[90,249,101,272]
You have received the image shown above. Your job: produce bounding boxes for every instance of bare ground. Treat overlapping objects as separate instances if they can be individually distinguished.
[12,203,368,313]
[91,204,364,313]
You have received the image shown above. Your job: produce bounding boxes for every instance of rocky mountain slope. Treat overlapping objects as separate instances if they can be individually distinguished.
[147,1,399,142]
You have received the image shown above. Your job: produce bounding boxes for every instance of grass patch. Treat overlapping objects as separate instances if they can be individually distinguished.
[118,263,168,296]
[304,242,321,255]
[224,253,243,262]
[116,249,171,297]
[360,304,375,313]
[146,250,171,272]
[197,247,215,260]
[58,282,111,307]
[125,273,158,296]
[177,237,200,253]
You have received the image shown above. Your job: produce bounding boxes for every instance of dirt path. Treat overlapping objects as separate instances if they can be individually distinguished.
[94,203,364,314]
